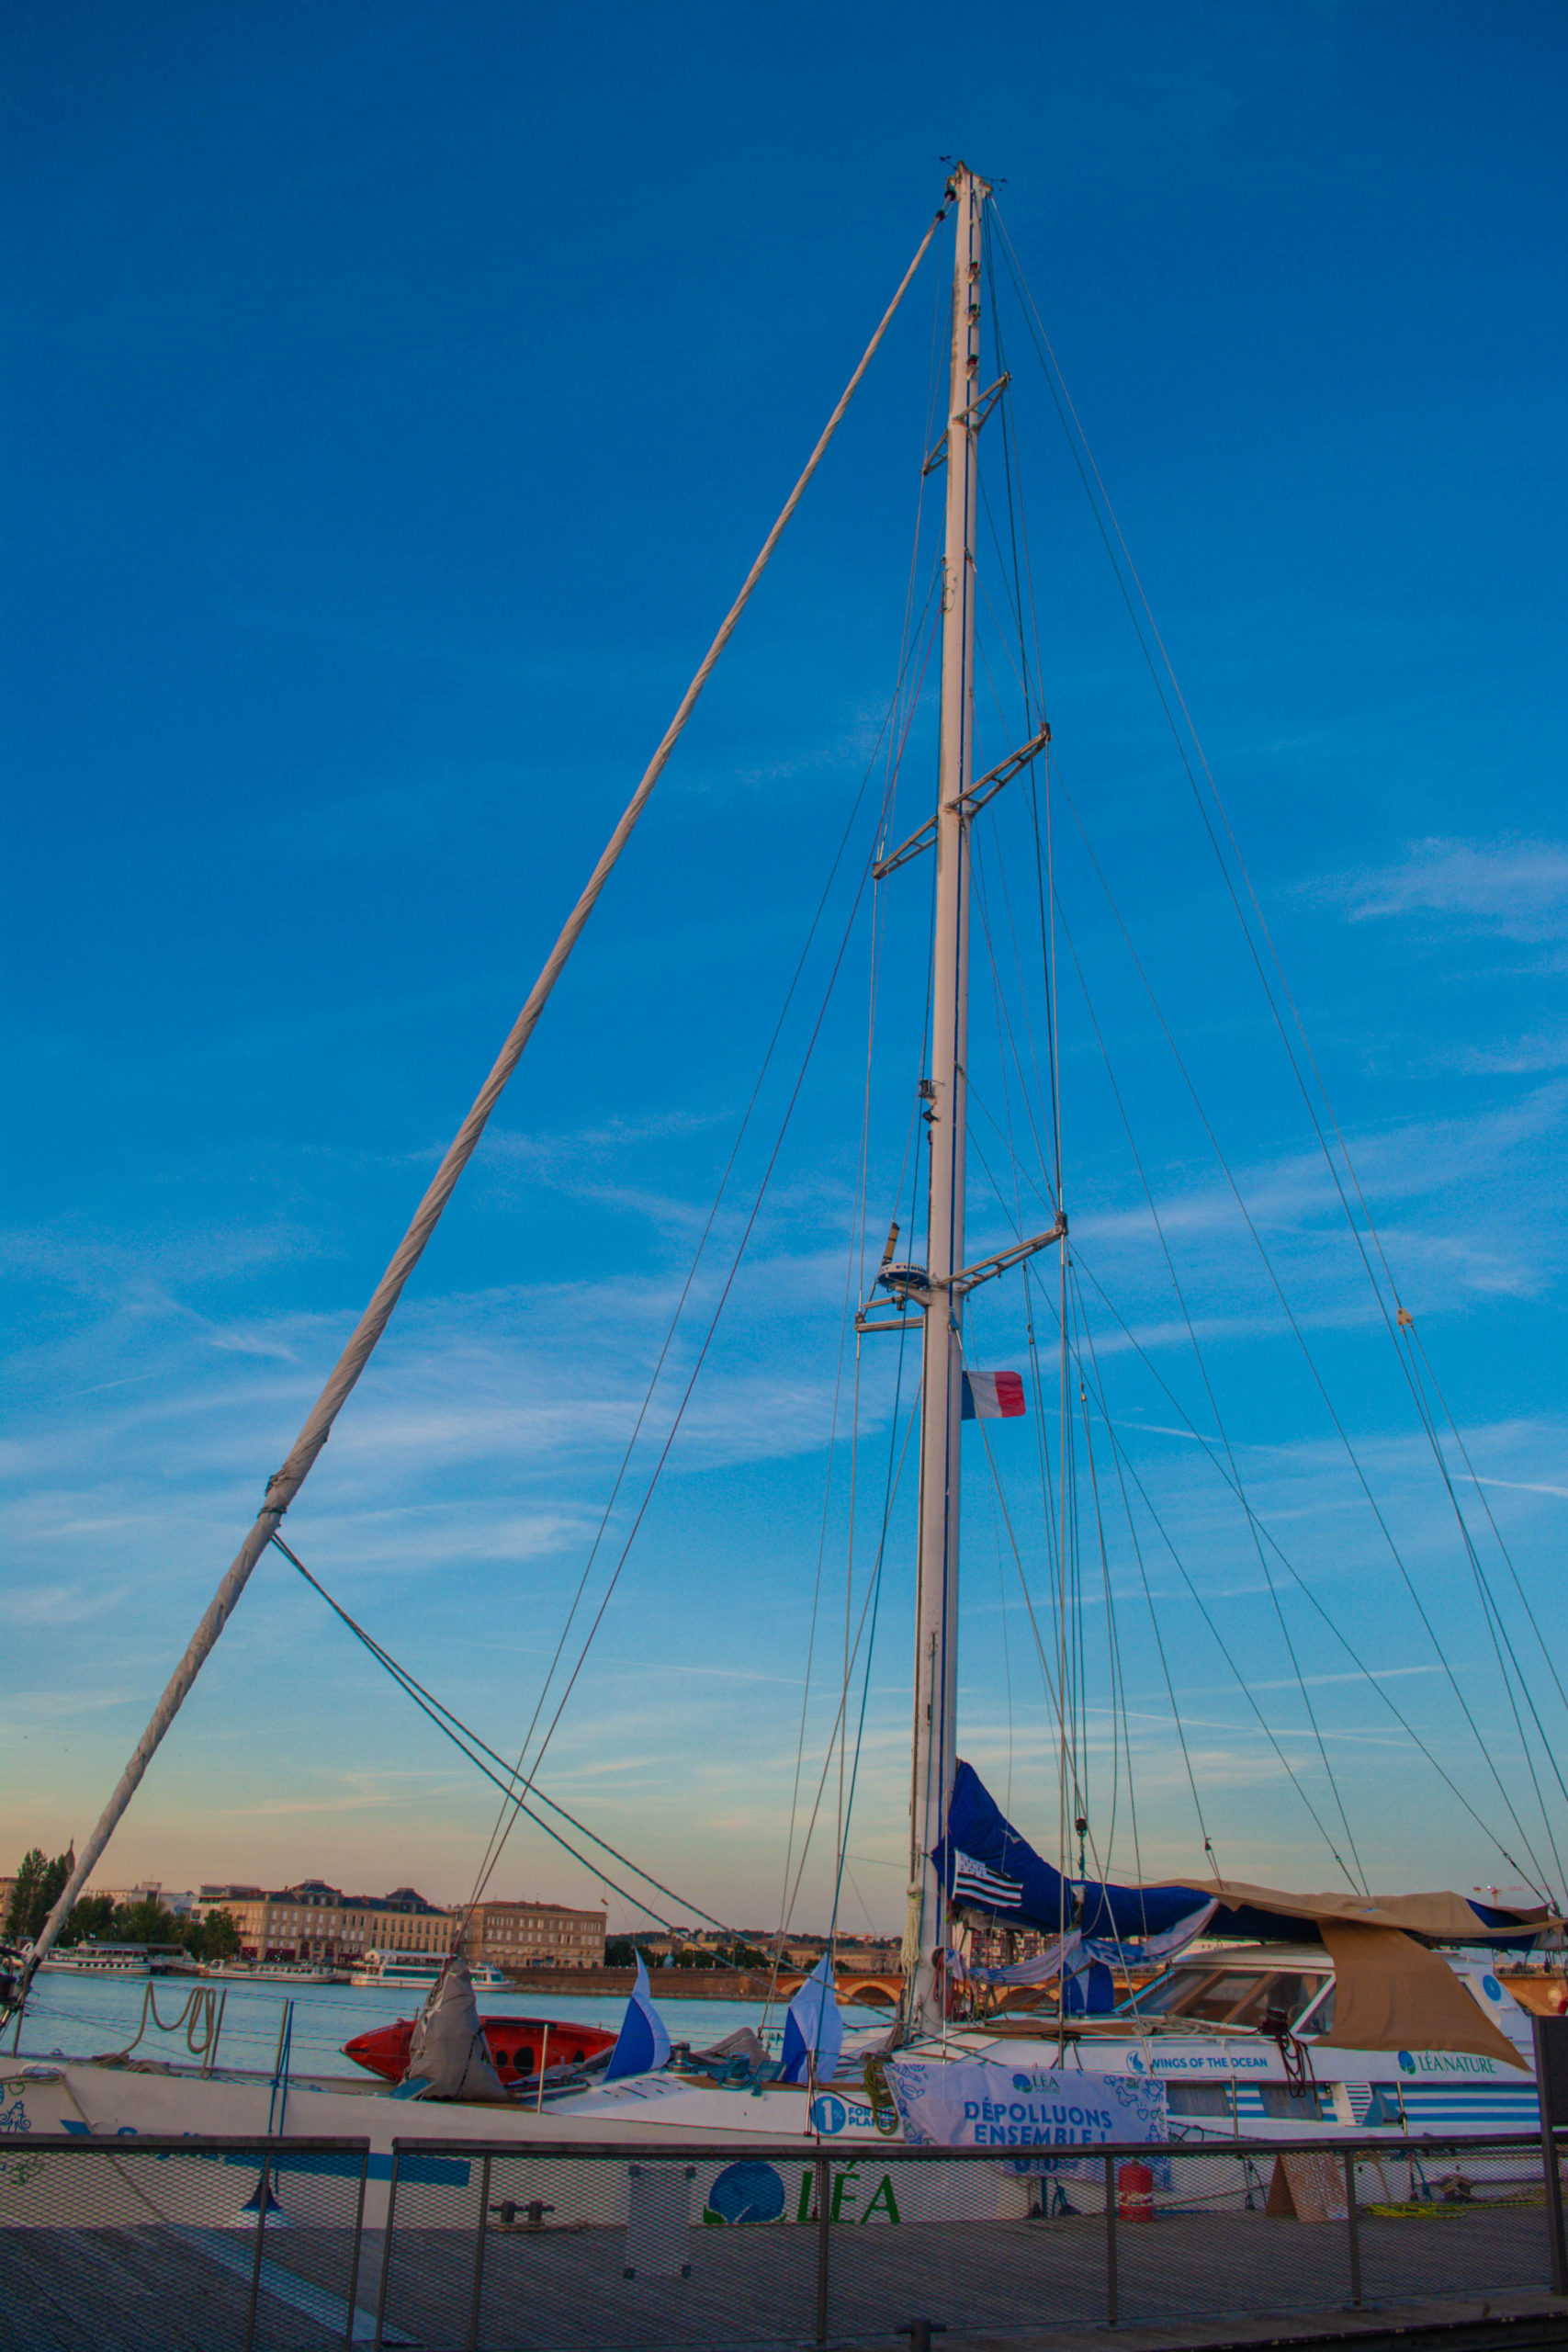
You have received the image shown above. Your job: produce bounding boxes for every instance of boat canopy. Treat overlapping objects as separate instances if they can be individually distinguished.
[937,1763,1558,1951]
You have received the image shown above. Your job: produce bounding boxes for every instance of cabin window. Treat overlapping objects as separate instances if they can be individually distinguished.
[1172,1972,1267,2023]
[1297,1984,1337,2034]
[1124,1964,1329,2028]
[1166,2083,1231,2117]
[1258,2083,1325,2120]
[1122,1968,1223,2017]
[1225,1971,1328,2030]
[1269,1972,1329,2026]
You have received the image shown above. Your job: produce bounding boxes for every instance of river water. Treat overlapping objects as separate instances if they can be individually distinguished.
[14,1972,886,2079]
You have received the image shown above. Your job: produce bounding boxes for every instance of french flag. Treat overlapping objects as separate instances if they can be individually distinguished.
[962,1370,1026,1420]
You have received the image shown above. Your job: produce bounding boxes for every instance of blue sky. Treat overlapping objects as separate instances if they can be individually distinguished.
[5,1,1567,1935]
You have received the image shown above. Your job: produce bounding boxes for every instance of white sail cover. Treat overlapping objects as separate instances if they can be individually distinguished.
[403,1959,508,2101]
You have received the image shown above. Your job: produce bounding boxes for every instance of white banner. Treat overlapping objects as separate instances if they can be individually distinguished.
[886,2059,1167,2150]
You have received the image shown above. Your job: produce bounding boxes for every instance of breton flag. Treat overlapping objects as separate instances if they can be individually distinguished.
[962,1370,1026,1420]
[951,1848,1025,1911]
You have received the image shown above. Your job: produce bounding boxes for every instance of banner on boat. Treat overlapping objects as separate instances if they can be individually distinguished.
[886,2059,1168,2149]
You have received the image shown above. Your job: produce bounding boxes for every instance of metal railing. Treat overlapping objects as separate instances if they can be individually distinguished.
[2,2127,1566,2348]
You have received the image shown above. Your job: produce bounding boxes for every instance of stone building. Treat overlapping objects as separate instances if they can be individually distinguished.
[460,1898,605,1972]
[196,1879,457,1965]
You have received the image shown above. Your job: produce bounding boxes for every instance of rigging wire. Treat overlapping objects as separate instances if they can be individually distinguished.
[1067,1294,1124,1873]
[975,1265,1152,1949]
[1062,1309,1389,1879]
[1049,766,1560,1901]
[1407,1325,1568,1729]
[824,1368,902,1958]
[270,1532,737,1936]
[969,1386,1065,1728]
[771,537,945,1996]
[989,201,1565,1895]
[1395,1334,1568,1872]
[983,209,1050,726]
[777,1390,924,1945]
[968,281,1395,1903]
[462,571,947,1926]
[1047,865,1370,1893]
[1051,1258,1218,1871]
[1069,1250,1559,1900]
[975,786,1229,1881]
[474,787,899,1906]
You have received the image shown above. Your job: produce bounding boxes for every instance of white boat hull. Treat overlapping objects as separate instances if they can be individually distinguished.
[0,2004,1544,2237]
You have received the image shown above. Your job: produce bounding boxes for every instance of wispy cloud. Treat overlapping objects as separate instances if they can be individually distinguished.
[1447,1032,1568,1077]
[1063,1080,1568,1334]
[0,1581,132,1627]
[1322,836,1568,945]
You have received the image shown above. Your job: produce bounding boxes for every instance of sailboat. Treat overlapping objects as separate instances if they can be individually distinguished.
[4,166,1561,2215]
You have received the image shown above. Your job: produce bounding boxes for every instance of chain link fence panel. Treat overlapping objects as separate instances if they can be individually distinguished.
[2,2126,1563,2348]
[0,2136,368,2352]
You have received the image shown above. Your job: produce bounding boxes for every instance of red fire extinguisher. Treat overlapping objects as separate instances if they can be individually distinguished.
[1117,2159,1155,2223]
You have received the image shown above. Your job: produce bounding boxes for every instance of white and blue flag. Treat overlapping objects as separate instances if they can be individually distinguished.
[604,1952,672,2082]
[779,1952,844,2085]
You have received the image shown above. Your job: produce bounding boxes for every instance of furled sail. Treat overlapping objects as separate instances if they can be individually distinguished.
[935,1763,1211,1947]
[935,1763,1558,1952]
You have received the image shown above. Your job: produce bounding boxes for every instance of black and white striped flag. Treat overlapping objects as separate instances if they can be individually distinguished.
[951,1848,1024,1911]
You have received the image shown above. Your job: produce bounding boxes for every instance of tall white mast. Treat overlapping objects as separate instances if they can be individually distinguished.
[907,161,988,2033]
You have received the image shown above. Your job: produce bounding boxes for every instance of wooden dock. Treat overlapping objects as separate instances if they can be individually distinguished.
[3,2199,1565,2349]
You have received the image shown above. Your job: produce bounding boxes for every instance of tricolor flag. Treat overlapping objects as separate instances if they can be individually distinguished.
[951,1848,1025,1911]
[962,1370,1026,1420]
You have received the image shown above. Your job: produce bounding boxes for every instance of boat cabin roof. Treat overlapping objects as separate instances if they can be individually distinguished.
[1161,1942,1332,1972]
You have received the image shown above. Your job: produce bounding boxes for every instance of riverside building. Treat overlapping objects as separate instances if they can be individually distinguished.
[461,1899,606,1972]
[197,1881,457,1965]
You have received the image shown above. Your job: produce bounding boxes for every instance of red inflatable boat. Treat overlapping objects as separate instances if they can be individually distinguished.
[343,2014,617,2087]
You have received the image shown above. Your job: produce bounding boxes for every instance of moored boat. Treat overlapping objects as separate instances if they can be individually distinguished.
[343,2011,618,2087]
[346,1951,507,1991]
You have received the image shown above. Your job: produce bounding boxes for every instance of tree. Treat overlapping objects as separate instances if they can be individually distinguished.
[5,1852,45,1939]
[57,1894,116,1948]
[604,1939,639,1968]
[5,1848,73,1941]
[116,1895,183,1948]
[199,1908,240,1963]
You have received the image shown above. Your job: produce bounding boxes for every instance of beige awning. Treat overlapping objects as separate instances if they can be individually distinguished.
[1150,1876,1558,1943]
[1311,1921,1528,2067]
